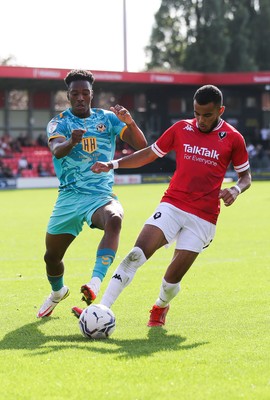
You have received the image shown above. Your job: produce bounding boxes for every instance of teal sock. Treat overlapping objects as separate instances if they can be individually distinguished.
[91,249,116,281]
[47,275,64,291]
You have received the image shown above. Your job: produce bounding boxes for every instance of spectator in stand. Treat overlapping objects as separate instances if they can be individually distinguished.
[17,156,29,175]
[0,145,5,158]
[3,164,14,178]
[17,133,34,147]
[0,160,14,178]
[37,162,50,177]
[260,127,270,149]
[0,161,5,177]
[255,144,269,168]
[37,133,48,147]
[247,142,256,158]
[0,135,12,158]
[10,137,22,153]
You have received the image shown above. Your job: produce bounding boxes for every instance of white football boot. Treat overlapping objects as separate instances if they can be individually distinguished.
[37,285,70,318]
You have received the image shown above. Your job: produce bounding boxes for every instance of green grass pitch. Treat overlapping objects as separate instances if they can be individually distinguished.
[0,182,269,399]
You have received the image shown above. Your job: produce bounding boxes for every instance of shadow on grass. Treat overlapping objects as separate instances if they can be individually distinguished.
[0,318,208,359]
[110,328,208,359]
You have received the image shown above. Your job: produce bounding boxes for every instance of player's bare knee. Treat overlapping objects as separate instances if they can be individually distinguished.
[106,213,123,233]
[44,250,62,266]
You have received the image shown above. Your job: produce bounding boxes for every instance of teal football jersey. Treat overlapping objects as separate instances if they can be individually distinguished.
[47,108,126,195]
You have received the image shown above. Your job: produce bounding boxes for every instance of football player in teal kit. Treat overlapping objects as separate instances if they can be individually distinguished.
[37,69,147,318]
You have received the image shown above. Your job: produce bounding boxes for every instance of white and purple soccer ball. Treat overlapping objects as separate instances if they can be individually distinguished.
[79,304,116,339]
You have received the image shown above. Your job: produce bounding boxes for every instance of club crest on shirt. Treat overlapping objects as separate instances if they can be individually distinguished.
[218,131,227,140]
[96,123,106,132]
[82,137,97,153]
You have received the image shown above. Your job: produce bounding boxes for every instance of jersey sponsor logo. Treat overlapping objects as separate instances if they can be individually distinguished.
[82,137,97,153]
[48,121,58,134]
[183,144,219,160]
[183,123,194,132]
[219,131,227,140]
[96,123,106,132]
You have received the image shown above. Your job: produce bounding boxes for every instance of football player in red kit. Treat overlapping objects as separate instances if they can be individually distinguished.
[73,84,251,327]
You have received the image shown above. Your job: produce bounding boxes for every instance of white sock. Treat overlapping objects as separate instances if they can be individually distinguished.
[52,286,67,298]
[155,278,180,307]
[87,277,101,296]
[101,247,147,308]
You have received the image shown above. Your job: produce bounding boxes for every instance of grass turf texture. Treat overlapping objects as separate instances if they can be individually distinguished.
[0,182,269,400]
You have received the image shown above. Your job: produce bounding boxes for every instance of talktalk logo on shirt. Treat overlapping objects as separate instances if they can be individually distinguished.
[183,144,219,160]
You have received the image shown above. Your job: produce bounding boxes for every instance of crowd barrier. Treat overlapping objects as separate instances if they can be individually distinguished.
[0,175,142,190]
[1,170,269,190]
[0,174,174,190]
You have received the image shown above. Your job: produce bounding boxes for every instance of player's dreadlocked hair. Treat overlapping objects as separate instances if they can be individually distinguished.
[64,69,95,88]
[194,85,223,107]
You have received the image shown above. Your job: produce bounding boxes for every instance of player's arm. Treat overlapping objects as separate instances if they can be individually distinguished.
[91,146,158,173]
[219,169,251,207]
[49,129,86,159]
[121,121,148,150]
[110,104,147,150]
[234,168,252,194]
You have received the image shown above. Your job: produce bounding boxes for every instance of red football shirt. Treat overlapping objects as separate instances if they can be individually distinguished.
[152,118,250,224]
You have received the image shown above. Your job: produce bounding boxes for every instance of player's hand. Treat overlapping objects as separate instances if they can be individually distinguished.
[91,161,112,174]
[110,104,133,125]
[219,187,239,206]
[70,129,86,146]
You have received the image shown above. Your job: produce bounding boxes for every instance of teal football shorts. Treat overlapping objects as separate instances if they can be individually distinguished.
[47,190,120,236]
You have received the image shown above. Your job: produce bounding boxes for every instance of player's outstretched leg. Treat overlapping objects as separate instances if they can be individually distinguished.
[101,247,147,308]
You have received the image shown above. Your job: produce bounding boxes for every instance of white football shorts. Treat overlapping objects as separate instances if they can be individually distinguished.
[145,202,216,253]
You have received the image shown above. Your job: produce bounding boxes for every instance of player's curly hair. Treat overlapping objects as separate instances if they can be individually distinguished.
[64,69,95,88]
[194,85,223,107]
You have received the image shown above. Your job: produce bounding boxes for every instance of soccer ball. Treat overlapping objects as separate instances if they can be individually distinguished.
[79,304,116,339]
